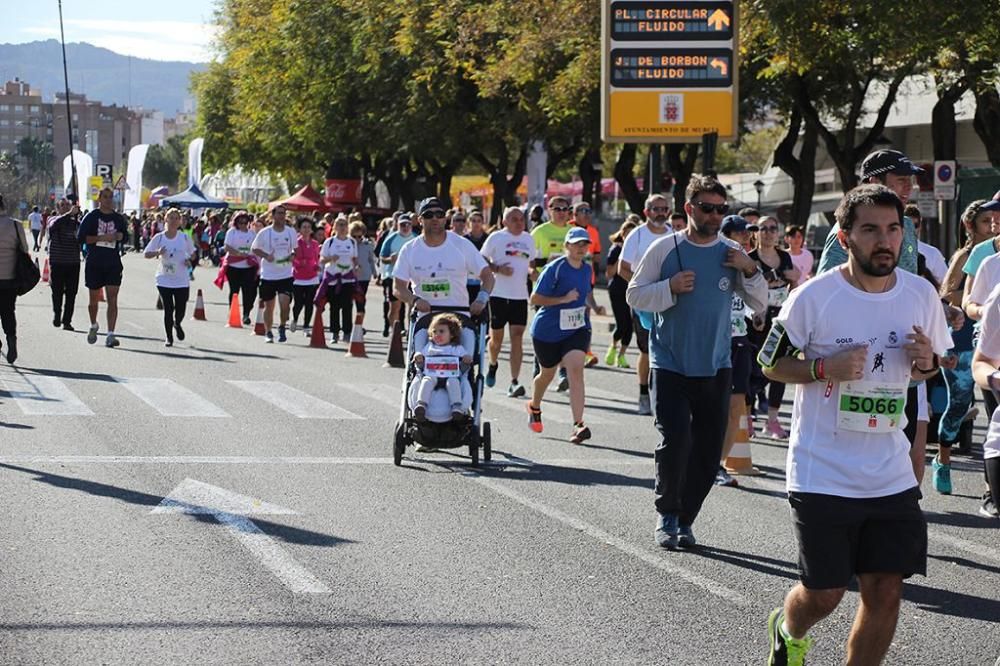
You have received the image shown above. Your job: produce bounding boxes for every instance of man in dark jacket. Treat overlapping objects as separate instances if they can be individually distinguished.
[47,197,83,330]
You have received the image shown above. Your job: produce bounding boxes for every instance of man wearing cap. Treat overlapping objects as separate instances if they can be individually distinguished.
[379,213,416,335]
[393,197,494,317]
[619,193,674,415]
[627,175,767,549]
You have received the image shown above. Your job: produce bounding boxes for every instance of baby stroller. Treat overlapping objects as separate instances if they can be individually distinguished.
[393,306,492,466]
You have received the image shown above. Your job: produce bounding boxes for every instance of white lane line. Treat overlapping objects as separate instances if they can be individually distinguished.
[0,375,94,416]
[115,378,229,418]
[336,383,401,408]
[469,475,747,607]
[228,381,364,420]
[928,529,1000,565]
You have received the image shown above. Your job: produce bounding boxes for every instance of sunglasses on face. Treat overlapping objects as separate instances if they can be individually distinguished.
[422,211,447,219]
[649,206,670,213]
[550,206,571,212]
[576,208,592,215]
[452,217,466,223]
[691,201,730,215]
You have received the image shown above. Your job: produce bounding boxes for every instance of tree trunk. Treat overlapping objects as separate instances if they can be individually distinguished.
[666,144,699,213]
[932,85,965,161]
[578,148,600,206]
[613,144,645,214]
[972,87,1000,167]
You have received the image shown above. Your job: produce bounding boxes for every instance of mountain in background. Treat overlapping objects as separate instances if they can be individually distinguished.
[0,40,206,116]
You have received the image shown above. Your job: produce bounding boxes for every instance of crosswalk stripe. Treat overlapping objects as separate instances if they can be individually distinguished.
[336,382,403,408]
[228,381,364,420]
[0,375,94,416]
[116,378,229,418]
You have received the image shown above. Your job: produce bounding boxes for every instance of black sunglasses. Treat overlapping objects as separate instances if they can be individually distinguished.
[422,210,447,219]
[452,217,466,223]
[576,208,592,215]
[691,201,730,215]
[649,206,670,213]
[550,206,571,212]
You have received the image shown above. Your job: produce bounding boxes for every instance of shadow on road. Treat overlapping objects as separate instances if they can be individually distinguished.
[188,346,281,360]
[0,618,529,632]
[0,462,351,548]
[694,545,799,580]
[17,367,117,382]
[923,509,999,530]
[474,461,651,489]
[903,581,1000,622]
[114,348,232,363]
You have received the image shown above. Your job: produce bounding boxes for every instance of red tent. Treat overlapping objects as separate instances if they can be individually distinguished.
[268,185,329,212]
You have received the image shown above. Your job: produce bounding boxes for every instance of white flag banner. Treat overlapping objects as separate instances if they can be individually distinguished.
[188,137,204,188]
[63,150,94,210]
[526,140,547,211]
[124,144,150,212]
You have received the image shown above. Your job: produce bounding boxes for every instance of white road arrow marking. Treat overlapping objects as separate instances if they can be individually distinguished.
[152,479,331,594]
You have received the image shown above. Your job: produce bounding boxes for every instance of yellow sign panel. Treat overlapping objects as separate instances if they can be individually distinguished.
[607,90,735,139]
[88,176,104,201]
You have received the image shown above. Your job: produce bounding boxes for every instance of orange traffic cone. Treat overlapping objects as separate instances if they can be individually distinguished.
[253,301,266,336]
[724,402,762,476]
[226,293,242,328]
[41,258,50,283]
[192,289,207,321]
[384,319,405,368]
[310,301,328,349]
[346,312,367,358]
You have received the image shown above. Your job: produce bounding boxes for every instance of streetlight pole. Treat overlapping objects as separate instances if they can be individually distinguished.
[753,179,764,211]
[58,0,78,201]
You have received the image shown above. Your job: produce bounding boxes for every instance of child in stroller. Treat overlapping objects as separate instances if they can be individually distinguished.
[413,313,472,422]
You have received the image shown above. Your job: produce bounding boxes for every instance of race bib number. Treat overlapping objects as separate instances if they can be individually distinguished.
[768,285,790,307]
[97,220,117,249]
[420,278,451,300]
[837,381,907,433]
[425,356,461,378]
[560,306,586,331]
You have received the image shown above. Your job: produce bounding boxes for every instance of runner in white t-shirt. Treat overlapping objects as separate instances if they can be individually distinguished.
[618,193,673,415]
[970,282,1000,519]
[251,206,298,343]
[320,215,360,344]
[480,206,538,397]
[144,208,197,347]
[28,206,43,251]
[223,212,258,324]
[393,197,493,315]
[760,184,952,666]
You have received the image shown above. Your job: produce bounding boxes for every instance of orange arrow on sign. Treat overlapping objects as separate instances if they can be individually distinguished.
[710,58,728,76]
[708,8,730,30]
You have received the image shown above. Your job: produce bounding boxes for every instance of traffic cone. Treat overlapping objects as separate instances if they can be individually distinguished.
[226,293,242,328]
[253,301,266,336]
[346,312,367,358]
[192,289,207,321]
[384,320,405,368]
[41,258,50,283]
[724,402,762,476]
[309,301,328,349]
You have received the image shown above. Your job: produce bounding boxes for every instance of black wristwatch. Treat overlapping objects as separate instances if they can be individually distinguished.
[914,354,939,374]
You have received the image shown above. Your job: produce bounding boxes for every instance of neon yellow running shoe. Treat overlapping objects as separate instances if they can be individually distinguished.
[616,351,631,369]
[604,346,617,365]
[767,607,814,666]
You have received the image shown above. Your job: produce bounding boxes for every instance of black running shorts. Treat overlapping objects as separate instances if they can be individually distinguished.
[532,328,591,369]
[631,311,649,354]
[259,277,294,302]
[489,297,528,330]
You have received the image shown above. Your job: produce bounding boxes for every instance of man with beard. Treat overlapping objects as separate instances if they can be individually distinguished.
[626,175,767,549]
[618,193,674,415]
[760,184,952,666]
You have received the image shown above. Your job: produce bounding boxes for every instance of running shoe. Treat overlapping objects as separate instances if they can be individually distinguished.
[678,524,697,548]
[556,374,569,392]
[715,466,739,487]
[570,424,591,444]
[767,607,813,666]
[604,347,617,365]
[382,323,390,337]
[164,339,173,348]
[585,352,598,368]
[62,323,74,331]
[616,352,631,369]
[932,455,952,495]
[979,492,998,519]
[637,394,652,416]
[527,403,543,433]
[265,331,274,344]
[175,323,185,341]
[289,320,297,333]
[765,419,789,439]
[486,363,498,388]
[53,315,61,328]
[105,334,120,348]
[329,333,339,344]
[277,326,287,343]
[654,513,679,549]
[87,324,99,345]
[507,382,525,398]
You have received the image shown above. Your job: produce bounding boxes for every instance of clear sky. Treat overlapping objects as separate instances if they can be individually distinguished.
[4,0,219,62]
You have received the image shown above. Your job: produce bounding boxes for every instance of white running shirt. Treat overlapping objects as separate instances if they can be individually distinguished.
[394,233,488,308]
[480,229,536,300]
[251,225,298,281]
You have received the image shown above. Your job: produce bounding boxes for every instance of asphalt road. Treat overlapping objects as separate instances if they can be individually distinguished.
[0,253,997,665]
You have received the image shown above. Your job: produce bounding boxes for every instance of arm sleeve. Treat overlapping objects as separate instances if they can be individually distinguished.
[251,229,268,253]
[379,234,395,258]
[393,243,413,283]
[736,268,769,314]
[77,212,95,244]
[625,238,676,312]
[145,234,161,254]
[923,285,955,356]
[532,262,558,297]
[970,259,999,305]
[773,289,811,352]
[462,237,489,273]
[619,231,638,266]
[480,233,497,262]
[607,244,622,266]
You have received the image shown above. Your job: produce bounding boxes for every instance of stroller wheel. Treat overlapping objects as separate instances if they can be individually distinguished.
[469,431,480,467]
[482,422,492,462]
[393,423,406,466]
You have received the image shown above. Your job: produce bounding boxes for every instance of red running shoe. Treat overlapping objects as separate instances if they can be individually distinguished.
[527,403,543,433]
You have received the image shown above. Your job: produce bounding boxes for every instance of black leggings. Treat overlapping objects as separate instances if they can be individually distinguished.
[356,280,369,314]
[608,286,632,347]
[226,266,257,319]
[0,285,16,340]
[157,286,189,340]
[327,284,355,337]
[293,284,318,327]
[749,307,786,410]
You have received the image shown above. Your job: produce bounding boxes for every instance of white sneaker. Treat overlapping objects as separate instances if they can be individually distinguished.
[289,320,298,333]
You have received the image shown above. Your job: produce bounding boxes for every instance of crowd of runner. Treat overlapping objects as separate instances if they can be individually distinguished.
[2,145,998,665]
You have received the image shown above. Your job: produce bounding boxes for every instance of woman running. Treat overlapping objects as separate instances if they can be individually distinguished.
[351,220,377,327]
[527,227,607,444]
[144,207,197,346]
[320,215,359,344]
[223,212,258,324]
[291,217,321,333]
[605,215,639,367]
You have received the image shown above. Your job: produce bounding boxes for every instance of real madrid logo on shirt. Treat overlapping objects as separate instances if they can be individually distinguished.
[718,277,731,292]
